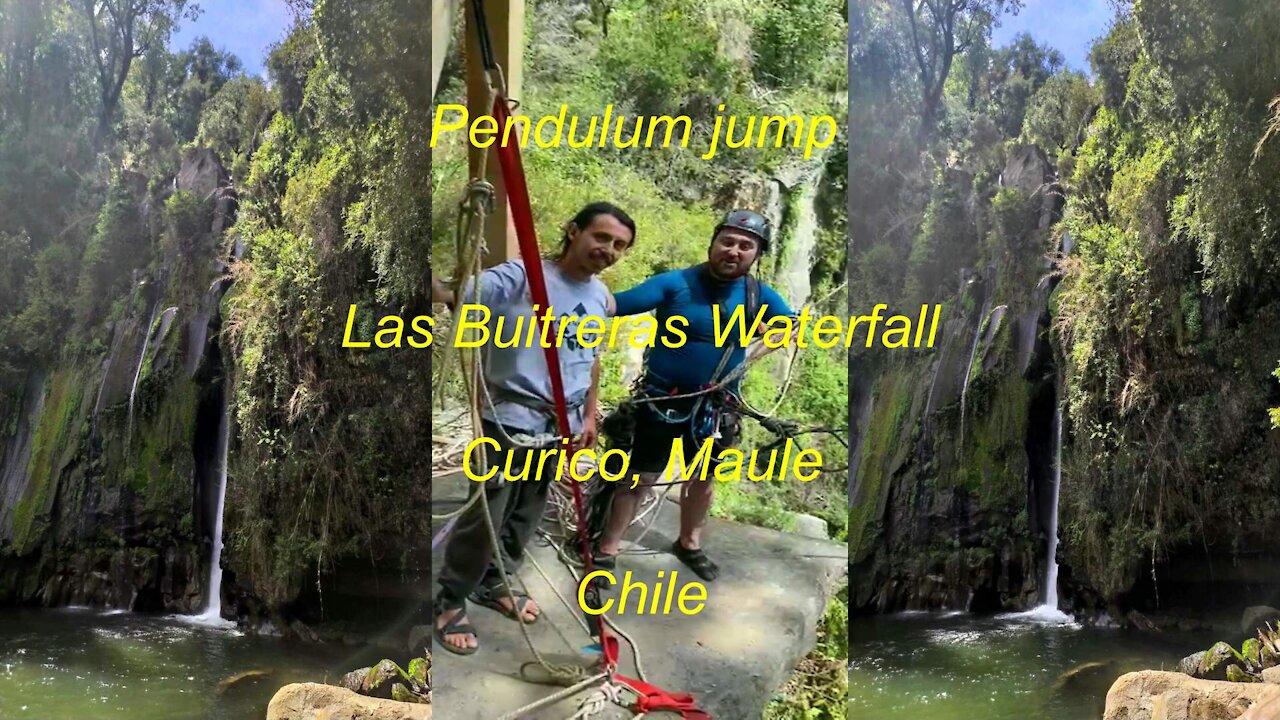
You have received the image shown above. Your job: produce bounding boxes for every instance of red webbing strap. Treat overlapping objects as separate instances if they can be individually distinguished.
[490,94,619,666]
[615,675,712,719]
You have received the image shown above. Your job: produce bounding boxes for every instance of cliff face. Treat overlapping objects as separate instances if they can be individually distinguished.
[0,149,232,614]
[852,145,1062,614]
[0,148,430,634]
[852,138,1280,627]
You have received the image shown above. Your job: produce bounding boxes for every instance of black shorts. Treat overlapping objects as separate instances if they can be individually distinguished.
[628,400,740,474]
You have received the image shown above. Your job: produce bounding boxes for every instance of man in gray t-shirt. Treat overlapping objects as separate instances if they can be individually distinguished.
[431,202,636,655]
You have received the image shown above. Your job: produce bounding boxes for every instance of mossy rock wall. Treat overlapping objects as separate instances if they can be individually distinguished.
[852,164,1057,614]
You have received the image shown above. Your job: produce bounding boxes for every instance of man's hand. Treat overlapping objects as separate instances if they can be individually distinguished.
[579,414,599,449]
[431,275,454,306]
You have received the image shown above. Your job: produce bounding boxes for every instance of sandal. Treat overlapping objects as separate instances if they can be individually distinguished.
[470,583,540,624]
[434,607,479,656]
[671,540,719,582]
[592,543,618,571]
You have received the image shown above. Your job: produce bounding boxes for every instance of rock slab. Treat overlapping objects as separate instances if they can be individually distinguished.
[1104,671,1280,720]
[267,683,431,720]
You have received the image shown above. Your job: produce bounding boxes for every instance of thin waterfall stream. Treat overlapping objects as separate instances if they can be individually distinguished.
[1015,404,1072,623]
[1043,405,1063,610]
[125,298,161,451]
[958,298,992,453]
[190,379,233,628]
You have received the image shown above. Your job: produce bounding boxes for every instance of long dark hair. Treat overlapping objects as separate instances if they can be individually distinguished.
[557,201,636,258]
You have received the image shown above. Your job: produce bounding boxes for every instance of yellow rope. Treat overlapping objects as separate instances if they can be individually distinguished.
[435,59,657,720]
[437,139,615,718]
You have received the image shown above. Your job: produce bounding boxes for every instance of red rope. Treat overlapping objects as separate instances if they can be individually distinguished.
[489,83,708,720]
[490,94,619,667]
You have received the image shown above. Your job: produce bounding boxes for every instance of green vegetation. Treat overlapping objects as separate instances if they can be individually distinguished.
[10,370,82,554]
[1049,1,1280,597]
[0,0,431,618]
[223,0,430,604]
[851,0,1280,614]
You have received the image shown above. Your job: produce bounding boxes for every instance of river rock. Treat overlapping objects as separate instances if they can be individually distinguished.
[289,619,320,643]
[1242,606,1280,635]
[266,683,430,720]
[340,659,428,704]
[407,625,430,656]
[1200,642,1247,681]
[1180,651,1207,677]
[1055,660,1116,690]
[1104,671,1280,720]
[217,668,273,694]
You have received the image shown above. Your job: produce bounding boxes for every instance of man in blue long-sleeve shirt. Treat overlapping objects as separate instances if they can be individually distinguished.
[596,209,795,581]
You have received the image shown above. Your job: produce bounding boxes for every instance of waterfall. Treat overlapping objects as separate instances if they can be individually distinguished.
[192,381,233,628]
[1010,404,1073,624]
[125,298,161,451]
[187,278,230,377]
[958,298,992,452]
[777,180,819,309]
[1043,405,1063,609]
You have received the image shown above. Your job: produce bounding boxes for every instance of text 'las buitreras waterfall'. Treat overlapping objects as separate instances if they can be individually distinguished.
[342,303,944,350]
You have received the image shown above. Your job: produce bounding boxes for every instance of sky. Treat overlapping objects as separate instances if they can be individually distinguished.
[990,0,1115,74]
[169,1,294,78]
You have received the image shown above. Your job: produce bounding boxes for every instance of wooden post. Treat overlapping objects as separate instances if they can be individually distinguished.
[465,0,524,266]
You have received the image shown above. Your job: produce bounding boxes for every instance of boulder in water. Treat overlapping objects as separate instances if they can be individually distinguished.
[1180,651,1207,677]
[1263,667,1280,685]
[1055,660,1117,691]
[406,625,430,656]
[217,668,273,694]
[1200,641,1248,681]
[340,658,428,703]
[1104,671,1280,720]
[1242,606,1280,635]
[1126,610,1159,633]
[266,683,431,720]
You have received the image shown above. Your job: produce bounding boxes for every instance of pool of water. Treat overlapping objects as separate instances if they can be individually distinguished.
[849,611,1215,720]
[0,607,389,719]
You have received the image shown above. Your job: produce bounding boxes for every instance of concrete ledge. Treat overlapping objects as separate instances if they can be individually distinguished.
[431,472,848,718]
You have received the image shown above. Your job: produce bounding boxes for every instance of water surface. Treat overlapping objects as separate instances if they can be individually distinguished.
[0,607,387,719]
[850,612,1214,720]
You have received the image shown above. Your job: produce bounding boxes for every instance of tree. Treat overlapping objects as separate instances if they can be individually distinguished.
[989,32,1062,137]
[754,0,846,90]
[0,0,49,131]
[195,75,274,179]
[1021,69,1095,154]
[896,0,1021,138]
[76,0,197,141]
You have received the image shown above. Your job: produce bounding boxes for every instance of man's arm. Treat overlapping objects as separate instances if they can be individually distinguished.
[431,275,455,307]
[611,272,672,317]
[581,355,603,448]
[746,285,801,361]
[433,261,527,311]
